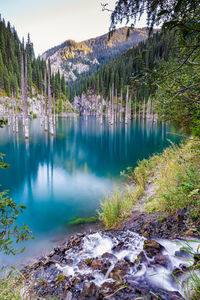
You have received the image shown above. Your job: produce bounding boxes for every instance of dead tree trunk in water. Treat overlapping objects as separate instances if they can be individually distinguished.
[40,92,44,127]
[53,93,56,126]
[24,50,29,139]
[129,96,132,120]
[48,59,54,135]
[125,86,129,124]
[12,93,15,133]
[44,66,48,132]
[120,89,122,123]
[15,92,19,133]
[111,84,114,125]
[21,51,25,126]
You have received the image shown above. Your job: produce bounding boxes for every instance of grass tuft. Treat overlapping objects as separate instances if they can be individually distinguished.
[68,216,97,225]
[99,140,200,228]
[0,268,26,300]
[145,141,200,218]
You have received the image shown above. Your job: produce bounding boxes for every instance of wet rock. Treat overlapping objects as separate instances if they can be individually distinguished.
[81,282,99,298]
[172,267,185,277]
[167,291,184,299]
[100,281,118,294]
[143,239,163,258]
[121,210,191,239]
[77,262,88,270]
[49,250,55,257]
[194,253,200,264]
[71,275,83,286]
[64,291,73,300]
[101,261,111,275]
[109,264,127,281]
[43,258,57,266]
[153,253,171,268]
[102,252,117,260]
[112,241,125,251]
[91,259,102,270]
[175,249,191,259]
[22,229,193,300]
[135,251,148,264]
[65,258,74,265]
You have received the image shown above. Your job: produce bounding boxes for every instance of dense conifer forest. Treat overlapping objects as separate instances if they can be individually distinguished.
[0,16,66,100]
[68,30,175,101]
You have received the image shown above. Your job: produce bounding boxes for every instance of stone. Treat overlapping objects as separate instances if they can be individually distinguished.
[91,259,102,270]
[194,253,200,264]
[64,291,73,300]
[65,258,74,265]
[143,239,163,258]
[101,252,117,260]
[109,266,127,281]
[134,251,148,264]
[153,253,171,268]
[81,282,99,298]
[175,249,191,259]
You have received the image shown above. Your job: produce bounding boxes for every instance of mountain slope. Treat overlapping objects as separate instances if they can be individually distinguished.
[41,27,148,82]
[68,30,175,102]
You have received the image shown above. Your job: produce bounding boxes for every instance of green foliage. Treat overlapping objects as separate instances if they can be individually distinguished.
[145,141,200,219]
[56,274,66,284]
[99,156,157,229]
[100,140,200,229]
[83,258,92,266]
[0,268,25,300]
[153,10,200,135]
[0,154,33,255]
[112,1,200,136]
[69,30,174,102]
[68,216,97,225]
[174,240,200,299]
[109,0,199,34]
[0,16,67,104]
[98,184,143,229]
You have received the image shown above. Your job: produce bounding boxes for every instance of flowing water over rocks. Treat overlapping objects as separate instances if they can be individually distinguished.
[23,229,199,299]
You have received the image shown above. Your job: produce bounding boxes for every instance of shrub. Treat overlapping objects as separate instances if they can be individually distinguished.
[0,269,26,299]
[146,141,200,219]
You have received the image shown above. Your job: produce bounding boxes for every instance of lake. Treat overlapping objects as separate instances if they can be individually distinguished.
[0,117,181,266]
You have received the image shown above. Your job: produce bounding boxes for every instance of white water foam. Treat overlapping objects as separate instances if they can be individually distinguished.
[55,231,199,297]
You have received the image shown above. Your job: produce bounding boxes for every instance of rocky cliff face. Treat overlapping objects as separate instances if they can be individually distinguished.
[41,27,148,82]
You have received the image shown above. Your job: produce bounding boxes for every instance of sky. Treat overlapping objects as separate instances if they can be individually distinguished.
[1,0,147,56]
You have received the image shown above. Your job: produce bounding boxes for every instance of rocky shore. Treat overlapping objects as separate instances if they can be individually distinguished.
[22,211,200,300]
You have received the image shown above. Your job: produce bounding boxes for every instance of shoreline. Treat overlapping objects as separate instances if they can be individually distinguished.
[21,211,199,300]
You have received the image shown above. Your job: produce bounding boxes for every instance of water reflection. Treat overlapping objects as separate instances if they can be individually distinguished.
[0,117,178,265]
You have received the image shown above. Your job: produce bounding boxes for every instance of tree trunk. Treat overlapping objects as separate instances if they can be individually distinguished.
[48,59,54,135]
[44,66,48,132]
[120,89,122,123]
[24,50,29,139]
[125,86,129,124]
[111,85,114,125]
[53,93,56,126]
[15,93,19,133]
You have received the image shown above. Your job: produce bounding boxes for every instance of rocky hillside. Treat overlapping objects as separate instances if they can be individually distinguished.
[41,27,148,82]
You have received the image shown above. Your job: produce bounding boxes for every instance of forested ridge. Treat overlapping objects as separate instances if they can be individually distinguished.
[0,1,200,299]
[0,16,66,100]
[42,26,148,83]
[68,30,175,101]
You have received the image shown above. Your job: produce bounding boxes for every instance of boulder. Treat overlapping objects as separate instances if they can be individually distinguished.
[143,239,163,258]
[81,282,99,298]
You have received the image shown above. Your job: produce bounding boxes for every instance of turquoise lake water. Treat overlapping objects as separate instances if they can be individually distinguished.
[0,117,181,266]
